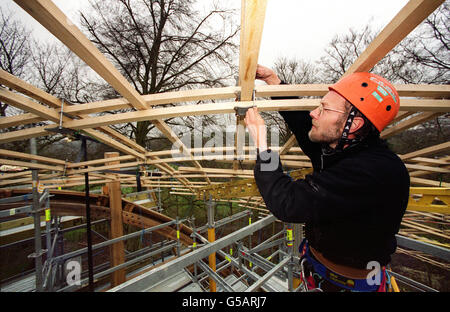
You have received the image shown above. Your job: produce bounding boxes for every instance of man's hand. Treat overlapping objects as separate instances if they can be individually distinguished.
[244,107,267,152]
[256,64,281,85]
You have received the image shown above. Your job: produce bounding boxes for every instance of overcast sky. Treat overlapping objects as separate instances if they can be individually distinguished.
[3,0,409,67]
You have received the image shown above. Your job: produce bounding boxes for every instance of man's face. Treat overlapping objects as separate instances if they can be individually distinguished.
[308,91,348,148]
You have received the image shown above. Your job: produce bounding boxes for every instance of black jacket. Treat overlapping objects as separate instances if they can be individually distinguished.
[254,110,410,268]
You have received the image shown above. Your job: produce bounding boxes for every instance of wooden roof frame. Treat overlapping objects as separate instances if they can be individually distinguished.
[0,0,448,192]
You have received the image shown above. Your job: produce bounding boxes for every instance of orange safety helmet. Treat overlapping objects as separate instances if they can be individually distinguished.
[328,72,400,132]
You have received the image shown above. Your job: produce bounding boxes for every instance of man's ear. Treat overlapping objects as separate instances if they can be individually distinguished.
[349,116,364,133]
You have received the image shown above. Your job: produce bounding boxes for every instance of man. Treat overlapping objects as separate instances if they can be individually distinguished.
[244,65,410,292]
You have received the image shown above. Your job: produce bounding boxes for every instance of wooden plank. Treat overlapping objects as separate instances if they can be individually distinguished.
[0,70,147,159]
[55,83,449,116]
[105,152,126,287]
[0,69,62,108]
[61,98,447,131]
[344,0,446,75]
[66,161,143,176]
[0,88,60,122]
[0,113,44,129]
[178,166,253,175]
[392,111,415,124]
[145,154,310,165]
[63,87,239,115]
[407,157,450,166]
[62,99,317,129]
[0,149,66,165]
[0,158,64,171]
[0,88,148,159]
[401,142,450,161]
[405,163,450,174]
[279,135,297,155]
[401,220,450,239]
[381,112,442,139]
[410,177,450,187]
[397,99,450,112]
[239,0,267,100]
[236,0,267,170]
[66,155,135,169]
[394,84,450,98]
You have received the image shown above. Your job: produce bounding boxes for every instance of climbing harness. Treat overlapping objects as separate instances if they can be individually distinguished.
[298,239,388,292]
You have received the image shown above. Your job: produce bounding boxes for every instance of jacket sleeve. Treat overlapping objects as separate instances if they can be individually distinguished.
[254,150,322,223]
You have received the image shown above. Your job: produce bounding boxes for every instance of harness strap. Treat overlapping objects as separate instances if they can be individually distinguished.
[299,239,384,292]
[335,106,361,152]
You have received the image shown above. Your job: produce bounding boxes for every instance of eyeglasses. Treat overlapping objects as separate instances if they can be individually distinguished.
[317,103,346,116]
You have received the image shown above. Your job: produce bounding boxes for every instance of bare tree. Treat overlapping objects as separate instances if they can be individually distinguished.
[30,41,105,104]
[318,24,376,83]
[79,0,239,148]
[273,56,320,84]
[30,41,71,96]
[0,9,32,116]
[388,2,449,84]
[318,2,449,85]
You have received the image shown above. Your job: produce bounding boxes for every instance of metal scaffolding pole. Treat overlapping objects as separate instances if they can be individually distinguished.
[30,168,44,292]
[245,256,290,292]
[207,195,216,292]
[81,137,94,291]
[109,214,276,291]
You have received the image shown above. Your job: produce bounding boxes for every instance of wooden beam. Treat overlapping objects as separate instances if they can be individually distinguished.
[0,69,146,159]
[105,152,126,287]
[400,142,450,161]
[62,99,317,129]
[0,149,66,165]
[63,87,239,115]
[145,154,310,165]
[279,135,297,155]
[0,113,44,129]
[256,83,450,99]
[381,112,443,139]
[96,126,146,155]
[61,98,448,131]
[405,163,450,174]
[235,0,267,169]
[407,156,450,166]
[239,0,267,100]
[0,69,62,108]
[396,99,450,112]
[66,161,143,176]
[0,69,144,158]
[0,158,64,171]
[410,177,450,187]
[53,83,449,116]
[0,88,60,122]
[66,155,136,169]
[178,166,253,176]
[344,0,446,75]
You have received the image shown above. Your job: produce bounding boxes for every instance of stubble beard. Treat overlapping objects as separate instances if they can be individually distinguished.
[308,123,343,146]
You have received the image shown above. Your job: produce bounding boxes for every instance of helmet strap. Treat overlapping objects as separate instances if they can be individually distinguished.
[334,106,361,152]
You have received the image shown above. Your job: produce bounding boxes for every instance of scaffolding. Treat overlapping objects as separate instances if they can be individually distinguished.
[0,0,449,292]
[1,186,449,292]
